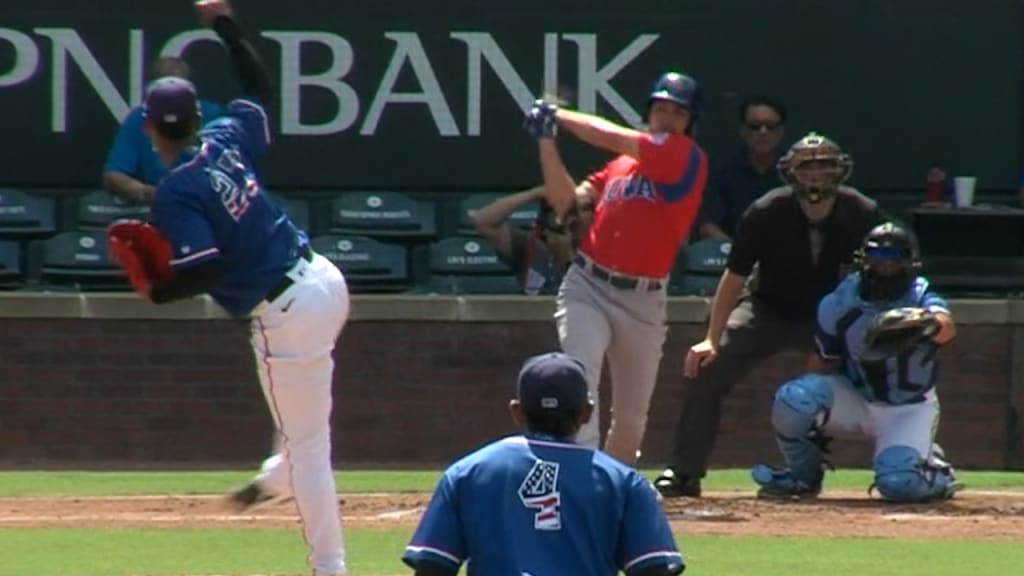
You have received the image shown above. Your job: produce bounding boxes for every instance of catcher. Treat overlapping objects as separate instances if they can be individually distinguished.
[750,222,963,502]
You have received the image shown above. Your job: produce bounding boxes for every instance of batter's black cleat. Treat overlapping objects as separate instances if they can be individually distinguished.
[653,468,702,498]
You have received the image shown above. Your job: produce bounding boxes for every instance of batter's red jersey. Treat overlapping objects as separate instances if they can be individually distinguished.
[580,132,708,278]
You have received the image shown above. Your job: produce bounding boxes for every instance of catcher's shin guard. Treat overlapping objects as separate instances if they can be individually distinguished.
[751,465,823,500]
[770,374,835,486]
[870,445,963,502]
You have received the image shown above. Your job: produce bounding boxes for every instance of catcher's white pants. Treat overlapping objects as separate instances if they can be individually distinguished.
[249,253,350,576]
[820,374,940,461]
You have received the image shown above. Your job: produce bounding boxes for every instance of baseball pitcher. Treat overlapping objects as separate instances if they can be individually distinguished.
[402,352,685,576]
[106,2,349,574]
[751,223,963,502]
[523,73,709,465]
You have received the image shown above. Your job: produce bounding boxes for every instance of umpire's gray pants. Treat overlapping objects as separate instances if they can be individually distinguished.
[669,298,813,478]
[555,261,668,465]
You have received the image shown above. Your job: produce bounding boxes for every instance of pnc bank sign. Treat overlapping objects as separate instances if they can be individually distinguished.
[0,27,660,137]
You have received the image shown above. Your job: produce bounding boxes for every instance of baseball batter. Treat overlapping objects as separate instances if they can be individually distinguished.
[402,352,685,576]
[524,73,708,465]
[142,2,349,574]
[752,223,962,502]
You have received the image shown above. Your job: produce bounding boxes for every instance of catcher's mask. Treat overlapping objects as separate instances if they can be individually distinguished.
[777,132,853,204]
[855,222,921,303]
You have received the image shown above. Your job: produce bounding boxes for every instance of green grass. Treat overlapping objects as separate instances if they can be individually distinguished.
[0,469,1021,576]
[1,528,1022,576]
[0,468,1021,497]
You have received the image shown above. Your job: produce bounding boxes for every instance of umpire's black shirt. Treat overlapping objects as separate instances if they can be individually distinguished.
[726,185,887,322]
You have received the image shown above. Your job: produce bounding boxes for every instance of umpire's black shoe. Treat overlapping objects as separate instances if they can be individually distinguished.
[654,468,702,498]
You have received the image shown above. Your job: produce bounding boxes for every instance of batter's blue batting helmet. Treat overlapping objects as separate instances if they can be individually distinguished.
[649,72,701,114]
[647,72,701,133]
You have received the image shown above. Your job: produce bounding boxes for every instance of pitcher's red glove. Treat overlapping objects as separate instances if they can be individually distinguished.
[107,219,174,297]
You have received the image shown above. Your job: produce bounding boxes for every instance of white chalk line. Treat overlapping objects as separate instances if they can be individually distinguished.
[0,492,417,502]
[0,507,426,524]
[1,489,1019,503]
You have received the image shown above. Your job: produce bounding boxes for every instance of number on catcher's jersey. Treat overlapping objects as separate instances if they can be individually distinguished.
[817,275,948,405]
[519,459,561,530]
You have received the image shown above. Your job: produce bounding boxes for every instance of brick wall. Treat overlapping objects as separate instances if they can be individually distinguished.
[0,319,1018,470]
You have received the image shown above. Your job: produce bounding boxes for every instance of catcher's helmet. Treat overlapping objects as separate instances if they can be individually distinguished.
[777,132,853,203]
[855,222,921,303]
[646,72,701,134]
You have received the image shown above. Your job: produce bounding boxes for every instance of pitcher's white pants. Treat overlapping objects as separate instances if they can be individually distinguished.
[249,253,350,576]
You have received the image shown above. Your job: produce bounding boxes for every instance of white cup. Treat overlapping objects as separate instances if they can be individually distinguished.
[953,176,976,207]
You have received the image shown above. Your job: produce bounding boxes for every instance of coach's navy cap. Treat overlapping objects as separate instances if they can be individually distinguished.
[143,77,199,126]
[517,352,590,415]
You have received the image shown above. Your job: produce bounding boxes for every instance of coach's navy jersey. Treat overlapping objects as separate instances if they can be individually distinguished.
[150,99,308,318]
[816,274,950,405]
[403,434,683,576]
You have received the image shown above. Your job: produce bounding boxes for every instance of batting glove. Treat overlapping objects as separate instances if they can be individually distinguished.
[523,99,558,140]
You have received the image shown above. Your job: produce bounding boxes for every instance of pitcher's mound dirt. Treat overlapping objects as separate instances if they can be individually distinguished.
[1,490,1021,540]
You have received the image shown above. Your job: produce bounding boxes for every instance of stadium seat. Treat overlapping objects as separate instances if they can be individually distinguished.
[28,230,129,291]
[911,206,1024,296]
[265,192,311,233]
[327,191,436,240]
[0,241,23,289]
[312,234,410,293]
[0,188,57,239]
[673,238,731,296]
[74,190,150,230]
[418,236,521,295]
[456,193,539,235]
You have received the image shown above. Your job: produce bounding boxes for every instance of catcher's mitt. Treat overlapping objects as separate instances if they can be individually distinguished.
[861,307,939,362]
[107,219,174,297]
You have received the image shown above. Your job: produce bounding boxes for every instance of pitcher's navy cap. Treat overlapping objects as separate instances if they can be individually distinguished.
[517,352,589,415]
[143,76,199,126]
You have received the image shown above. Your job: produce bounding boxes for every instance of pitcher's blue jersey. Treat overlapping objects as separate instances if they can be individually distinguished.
[150,99,308,318]
[815,274,950,405]
[402,434,683,576]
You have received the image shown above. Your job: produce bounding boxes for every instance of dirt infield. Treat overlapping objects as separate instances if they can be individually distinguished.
[1,489,1022,540]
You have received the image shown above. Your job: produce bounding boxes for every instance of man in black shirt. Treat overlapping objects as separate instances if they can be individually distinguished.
[697,96,787,240]
[654,132,889,498]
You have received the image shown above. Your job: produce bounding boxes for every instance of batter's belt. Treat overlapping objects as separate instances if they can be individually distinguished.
[573,253,665,292]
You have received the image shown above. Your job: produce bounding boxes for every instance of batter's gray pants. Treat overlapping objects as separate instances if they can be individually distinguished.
[669,298,814,478]
[555,262,668,464]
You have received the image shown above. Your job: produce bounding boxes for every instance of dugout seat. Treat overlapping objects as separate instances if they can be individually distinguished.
[673,238,731,296]
[326,191,437,241]
[312,234,410,293]
[27,230,129,291]
[73,190,150,231]
[911,204,1024,297]
[0,188,57,239]
[265,192,312,234]
[455,193,539,236]
[416,236,521,295]
[0,241,24,289]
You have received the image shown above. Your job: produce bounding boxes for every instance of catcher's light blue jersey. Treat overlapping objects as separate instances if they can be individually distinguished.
[815,274,949,405]
[402,434,682,576]
[150,99,308,318]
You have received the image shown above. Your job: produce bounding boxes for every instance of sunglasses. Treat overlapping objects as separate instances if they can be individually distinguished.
[864,246,905,261]
[744,122,781,132]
